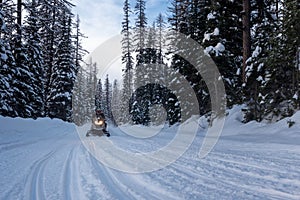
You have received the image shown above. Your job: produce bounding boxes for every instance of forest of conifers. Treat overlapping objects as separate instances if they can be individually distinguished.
[1,0,299,125]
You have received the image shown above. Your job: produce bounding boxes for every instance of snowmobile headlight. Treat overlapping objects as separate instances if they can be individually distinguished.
[94,119,104,126]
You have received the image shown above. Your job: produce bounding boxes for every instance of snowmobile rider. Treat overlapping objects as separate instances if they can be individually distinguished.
[95,109,108,133]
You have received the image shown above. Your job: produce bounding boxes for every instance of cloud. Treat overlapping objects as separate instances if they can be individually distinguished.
[72,0,170,52]
[73,0,123,52]
[72,0,170,81]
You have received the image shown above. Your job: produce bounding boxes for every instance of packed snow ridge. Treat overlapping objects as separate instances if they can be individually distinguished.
[0,106,300,199]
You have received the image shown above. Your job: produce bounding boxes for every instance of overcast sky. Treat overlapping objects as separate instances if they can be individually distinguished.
[72,0,170,53]
[71,0,170,81]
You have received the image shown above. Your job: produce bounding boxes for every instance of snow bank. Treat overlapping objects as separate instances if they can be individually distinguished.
[0,107,299,199]
[218,105,300,145]
[0,116,72,133]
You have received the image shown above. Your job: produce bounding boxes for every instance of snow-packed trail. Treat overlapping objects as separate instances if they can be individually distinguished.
[0,109,300,200]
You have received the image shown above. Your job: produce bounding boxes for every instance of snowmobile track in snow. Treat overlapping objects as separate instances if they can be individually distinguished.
[1,115,300,200]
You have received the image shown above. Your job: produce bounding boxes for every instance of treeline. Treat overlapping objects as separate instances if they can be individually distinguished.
[0,0,86,121]
[72,60,122,126]
[119,0,299,125]
[1,0,299,126]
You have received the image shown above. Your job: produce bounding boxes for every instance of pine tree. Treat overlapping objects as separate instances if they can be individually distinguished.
[262,0,300,120]
[155,13,170,88]
[40,0,75,119]
[95,79,103,110]
[167,0,203,121]
[74,15,88,76]
[111,79,121,125]
[72,14,88,124]
[23,0,45,118]
[134,0,148,87]
[156,13,165,66]
[72,65,85,125]
[39,0,57,114]
[48,8,76,121]
[11,0,40,118]
[85,60,98,120]
[0,0,86,121]
[243,0,279,122]
[132,0,149,124]
[202,0,243,107]
[187,0,211,116]
[121,0,134,73]
[104,74,112,120]
[120,0,134,124]
[0,1,15,116]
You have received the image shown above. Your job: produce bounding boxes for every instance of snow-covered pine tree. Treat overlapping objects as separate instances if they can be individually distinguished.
[120,0,134,124]
[132,0,149,125]
[133,0,148,83]
[0,1,15,116]
[85,60,98,121]
[187,0,212,115]
[39,0,75,120]
[243,0,279,122]
[39,0,57,115]
[279,0,300,113]
[22,0,45,118]
[156,13,165,66]
[261,0,300,120]
[167,0,185,122]
[167,0,203,121]
[104,75,112,120]
[0,0,15,41]
[134,0,147,54]
[155,13,170,88]
[202,0,243,107]
[72,65,85,125]
[111,79,121,125]
[10,0,39,118]
[121,69,133,124]
[48,8,76,121]
[95,79,103,111]
[121,0,134,74]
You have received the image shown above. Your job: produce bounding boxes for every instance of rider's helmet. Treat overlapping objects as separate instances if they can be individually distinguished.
[96,109,102,117]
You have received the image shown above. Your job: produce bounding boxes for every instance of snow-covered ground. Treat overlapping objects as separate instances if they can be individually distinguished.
[0,106,300,199]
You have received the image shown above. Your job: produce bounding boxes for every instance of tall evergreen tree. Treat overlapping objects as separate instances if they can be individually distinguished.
[168,0,204,120]
[41,0,75,119]
[120,0,134,124]
[95,79,103,110]
[131,0,150,124]
[11,0,40,118]
[243,0,279,121]
[111,79,121,125]
[48,10,76,121]
[0,1,15,116]
[72,65,85,125]
[134,0,148,86]
[86,60,98,119]
[202,0,243,107]
[155,13,170,87]
[23,0,45,118]
[262,0,300,120]
[104,74,112,120]
[74,15,88,76]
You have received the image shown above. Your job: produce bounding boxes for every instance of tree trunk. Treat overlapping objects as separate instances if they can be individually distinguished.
[17,0,22,36]
[242,0,251,83]
[0,0,2,37]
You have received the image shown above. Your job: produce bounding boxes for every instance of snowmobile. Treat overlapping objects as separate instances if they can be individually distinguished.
[86,117,110,137]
